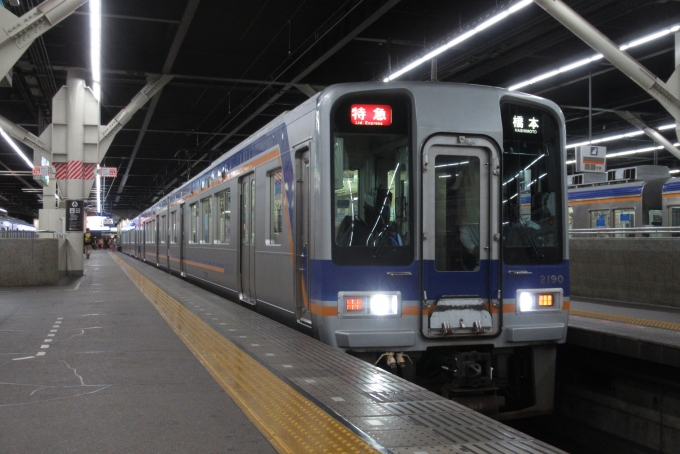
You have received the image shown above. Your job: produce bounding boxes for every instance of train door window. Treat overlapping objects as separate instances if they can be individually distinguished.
[589,210,610,228]
[269,169,283,246]
[251,179,256,244]
[669,207,680,226]
[613,209,634,228]
[241,180,255,244]
[190,203,198,243]
[201,197,212,244]
[217,189,231,244]
[648,210,662,226]
[160,215,166,243]
[434,155,480,271]
[170,211,177,244]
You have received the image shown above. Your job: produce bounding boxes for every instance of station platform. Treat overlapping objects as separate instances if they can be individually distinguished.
[0,250,564,453]
[568,298,680,367]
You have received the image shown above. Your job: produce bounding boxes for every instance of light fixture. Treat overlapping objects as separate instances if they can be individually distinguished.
[509,24,680,92]
[383,0,533,82]
[96,164,101,213]
[566,141,680,164]
[0,127,33,168]
[566,123,675,150]
[90,0,101,101]
[0,207,7,214]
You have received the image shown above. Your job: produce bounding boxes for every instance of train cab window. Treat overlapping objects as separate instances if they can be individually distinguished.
[589,210,610,228]
[216,189,231,244]
[269,170,283,246]
[501,102,563,264]
[330,93,413,266]
[434,155,480,272]
[170,211,177,244]
[190,203,198,243]
[201,197,212,244]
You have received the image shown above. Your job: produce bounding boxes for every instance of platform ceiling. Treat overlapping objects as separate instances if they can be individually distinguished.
[1,0,680,219]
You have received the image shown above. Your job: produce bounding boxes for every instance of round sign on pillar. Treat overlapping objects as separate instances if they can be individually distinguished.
[66,200,85,231]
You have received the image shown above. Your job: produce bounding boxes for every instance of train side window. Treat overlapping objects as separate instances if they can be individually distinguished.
[170,211,177,244]
[201,197,212,244]
[668,207,680,227]
[613,209,634,228]
[160,215,166,243]
[649,210,662,226]
[269,170,283,246]
[190,203,198,243]
[216,189,231,244]
[589,210,610,228]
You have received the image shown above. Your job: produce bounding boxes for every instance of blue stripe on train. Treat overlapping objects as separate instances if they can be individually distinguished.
[308,260,570,301]
[568,185,642,201]
[663,180,680,193]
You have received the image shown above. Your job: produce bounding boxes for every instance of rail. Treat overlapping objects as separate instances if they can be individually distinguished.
[569,227,680,238]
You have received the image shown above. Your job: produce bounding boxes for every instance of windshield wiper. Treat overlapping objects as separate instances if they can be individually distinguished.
[372,222,391,258]
[518,217,543,258]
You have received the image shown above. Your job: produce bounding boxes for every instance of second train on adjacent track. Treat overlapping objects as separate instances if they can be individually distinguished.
[122,81,570,418]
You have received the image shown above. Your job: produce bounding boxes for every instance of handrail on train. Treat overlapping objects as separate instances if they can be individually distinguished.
[569,227,680,238]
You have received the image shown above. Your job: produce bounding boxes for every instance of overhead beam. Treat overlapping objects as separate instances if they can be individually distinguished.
[616,110,680,160]
[532,0,680,126]
[115,0,201,204]
[72,11,181,24]
[0,0,89,80]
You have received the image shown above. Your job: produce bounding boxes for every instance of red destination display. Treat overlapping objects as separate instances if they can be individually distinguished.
[350,104,392,126]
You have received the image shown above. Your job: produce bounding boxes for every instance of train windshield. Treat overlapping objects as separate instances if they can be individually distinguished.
[331,94,413,266]
[501,102,563,264]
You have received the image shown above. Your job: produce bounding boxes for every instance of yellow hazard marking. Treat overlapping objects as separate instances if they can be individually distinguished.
[111,253,379,454]
[571,309,680,332]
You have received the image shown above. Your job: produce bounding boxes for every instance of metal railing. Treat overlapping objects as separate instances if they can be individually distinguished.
[0,230,66,239]
[0,230,38,239]
[569,227,680,238]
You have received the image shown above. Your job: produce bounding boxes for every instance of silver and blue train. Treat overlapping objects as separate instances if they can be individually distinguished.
[568,165,680,228]
[122,82,570,418]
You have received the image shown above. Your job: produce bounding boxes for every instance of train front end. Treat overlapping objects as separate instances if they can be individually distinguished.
[311,82,569,418]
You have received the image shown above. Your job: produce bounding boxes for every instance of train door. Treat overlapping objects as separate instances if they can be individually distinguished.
[240,173,256,305]
[421,137,498,338]
[179,203,186,277]
[295,148,311,326]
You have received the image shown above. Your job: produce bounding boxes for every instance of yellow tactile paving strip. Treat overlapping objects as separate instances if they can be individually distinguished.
[111,253,380,454]
[571,309,680,332]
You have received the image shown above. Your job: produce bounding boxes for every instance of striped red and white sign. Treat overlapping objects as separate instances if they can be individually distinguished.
[54,161,100,181]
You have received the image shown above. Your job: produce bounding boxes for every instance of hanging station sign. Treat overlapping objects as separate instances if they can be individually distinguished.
[576,146,606,173]
[350,104,392,126]
[98,167,118,177]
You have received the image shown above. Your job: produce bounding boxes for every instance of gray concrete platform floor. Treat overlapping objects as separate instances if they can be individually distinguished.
[0,249,276,453]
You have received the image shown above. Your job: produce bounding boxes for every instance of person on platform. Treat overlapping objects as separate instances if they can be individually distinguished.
[84,228,93,259]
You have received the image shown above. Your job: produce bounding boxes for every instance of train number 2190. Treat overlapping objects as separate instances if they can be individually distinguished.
[540,275,564,284]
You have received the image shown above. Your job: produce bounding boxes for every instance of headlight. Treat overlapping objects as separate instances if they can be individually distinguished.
[369,294,398,315]
[516,289,562,313]
[338,292,401,318]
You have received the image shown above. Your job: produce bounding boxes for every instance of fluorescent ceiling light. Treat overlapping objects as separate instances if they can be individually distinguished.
[509,24,680,91]
[670,169,680,174]
[0,127,33,168]
[90,0,101,101]
[383,0,533,82]
[566,123,675,149]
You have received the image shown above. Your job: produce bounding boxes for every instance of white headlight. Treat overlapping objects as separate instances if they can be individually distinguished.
[369,294,397,315]
[519,292,534,312]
